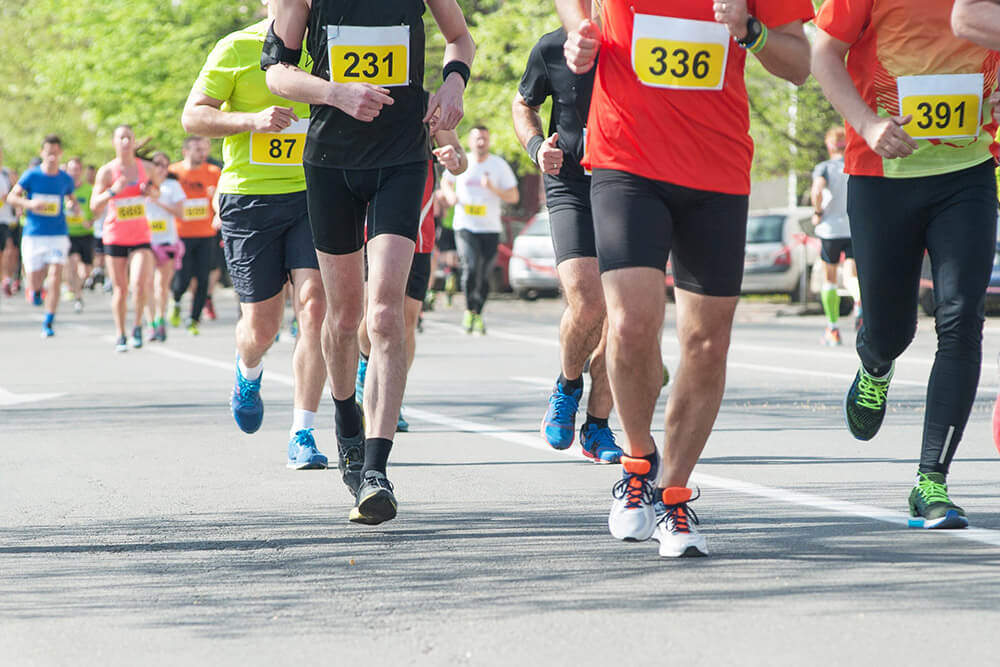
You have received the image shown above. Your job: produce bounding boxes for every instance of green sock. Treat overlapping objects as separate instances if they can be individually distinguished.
[821,287,840,325]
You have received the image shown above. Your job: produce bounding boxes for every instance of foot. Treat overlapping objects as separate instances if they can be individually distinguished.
[131,326,143,349]
[396,408,409,433]
[186,320,200,336]
[844,363,893,441]
[653,487,708,557]
[423,291,436,311]
[822,326,842,346]
[114,335,128,353]
[168,304,182,328]
[349,470,398,525]
[608,455,657,541]
[30,291,43,306]
[579,422,623,464]
[73,298,84,314]
[204,296,217,321]
[287,429,329,470]
[472,313,486,335]
[41,324,55,338]
[354,354,368,408]
[541,381,581,450]
[336,403,366,497]
[231,362,264,434]
[908,472,968,529]
[462,309,474,333]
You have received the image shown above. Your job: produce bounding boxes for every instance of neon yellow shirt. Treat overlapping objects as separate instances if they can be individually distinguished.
[196,19,311,195]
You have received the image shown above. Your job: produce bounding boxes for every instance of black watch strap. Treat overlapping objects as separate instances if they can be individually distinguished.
[737,16,763,48]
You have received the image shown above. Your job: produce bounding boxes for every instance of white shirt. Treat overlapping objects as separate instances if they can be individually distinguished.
[146,178,185,245]
[445,154,518,234]
[0,168,15,224]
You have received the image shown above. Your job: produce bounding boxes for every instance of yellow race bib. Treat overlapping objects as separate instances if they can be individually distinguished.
[183,198,209,221]
[250,118,308,167]
[115,197,146,222]
[631,15,729,91]
[327,25,409,87]
[464,204,487,217]
[34,194,62,217]
[898,74,983,140]
[149,219,168,233]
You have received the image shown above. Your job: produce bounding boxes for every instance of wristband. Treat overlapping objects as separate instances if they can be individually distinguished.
[261,22,302,71]
[526,135,545,166]
[442,60,471,87]
[748,24,769,54]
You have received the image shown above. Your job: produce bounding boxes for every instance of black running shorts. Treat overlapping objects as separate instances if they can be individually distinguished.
[406,252,432,302]
[820,237,853,264]
[69,235,95,265]
[545,175,595,264]
[104,243,151,258]
[590,168,749,297]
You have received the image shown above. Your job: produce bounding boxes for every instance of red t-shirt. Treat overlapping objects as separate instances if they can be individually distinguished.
[585,0,815,195]
[169,161,221,238]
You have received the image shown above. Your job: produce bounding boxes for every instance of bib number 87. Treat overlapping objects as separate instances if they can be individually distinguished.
[269,138,298,159]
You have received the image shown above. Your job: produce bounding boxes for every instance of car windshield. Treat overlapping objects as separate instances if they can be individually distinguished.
[746,215,785,244]
[522,214,551,236]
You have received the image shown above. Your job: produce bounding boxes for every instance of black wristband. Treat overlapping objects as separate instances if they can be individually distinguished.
[526,135,545,166]
[442,60,471,87]
[261,22,302,71]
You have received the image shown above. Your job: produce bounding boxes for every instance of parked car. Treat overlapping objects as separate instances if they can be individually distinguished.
[508,210,560,300]
[742,207,819,300]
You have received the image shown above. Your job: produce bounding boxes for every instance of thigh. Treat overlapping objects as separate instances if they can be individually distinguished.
[304,163,367,255]
[669,187,748,297]
[21,236,47,273]
[368,161,427,244]
[455,229,476,267]
[107,255,129,283]
[220,194,289,304]
[546,177,595,264]
[590,168,671,275]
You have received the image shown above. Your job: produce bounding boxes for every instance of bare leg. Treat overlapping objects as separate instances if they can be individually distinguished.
[316,249,365,402]
[106,255,129,337]
[129,250,154,329]
[44,263,62,313]
[557,257,612,419]
[291,268,327,412]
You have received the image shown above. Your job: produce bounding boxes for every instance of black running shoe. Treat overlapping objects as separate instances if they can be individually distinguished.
[844,363,893,441]
[349,470,397,525]
[336,403,365,497]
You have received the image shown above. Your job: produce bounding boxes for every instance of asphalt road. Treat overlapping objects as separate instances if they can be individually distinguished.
[2,287,1000,666]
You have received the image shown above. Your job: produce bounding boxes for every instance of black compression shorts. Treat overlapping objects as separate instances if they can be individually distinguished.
[546,176,595,264]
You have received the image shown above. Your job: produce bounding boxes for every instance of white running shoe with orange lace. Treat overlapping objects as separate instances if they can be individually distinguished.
[608,455,657,541]
[653,487,708,557]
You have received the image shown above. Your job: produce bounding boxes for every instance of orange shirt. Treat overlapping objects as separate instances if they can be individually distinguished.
[584,0,814,195]
[168,161,221,238]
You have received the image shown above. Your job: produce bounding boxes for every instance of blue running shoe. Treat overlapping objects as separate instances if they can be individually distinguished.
[355,354,368,407]
[31,291,43,307]
[287,428,328,470]
[231,361,264,434]
[41,324,54,338]
[397,407,409,433]
[580,422,622,464]
[541,381,581,450]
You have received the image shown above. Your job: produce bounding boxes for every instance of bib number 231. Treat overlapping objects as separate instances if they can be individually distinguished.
[632,15,729,90]
[327,25,409,87]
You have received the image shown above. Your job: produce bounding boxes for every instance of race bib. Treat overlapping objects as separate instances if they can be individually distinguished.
[114,197,146,222]
[65,215,85,226]
[898,74,983,141]
[464,204,487,217]
[183,198,209,221]
[33,194,62,217]
[631,15,729,90]
[250,118,308,166]
[327,25,409,87]
[149,218,168,233]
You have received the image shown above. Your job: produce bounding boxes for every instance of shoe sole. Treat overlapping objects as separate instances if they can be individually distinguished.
[580,448,618,464]
[287,460,328,470]
[349,489,397,525]
[660,545,709,558]
[842,383,877,442]
[907,509,969,529]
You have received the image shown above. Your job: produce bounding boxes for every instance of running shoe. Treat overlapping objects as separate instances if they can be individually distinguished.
[423,291,436,311]
[608,454,657,541]
[287,428,329,470]
[541,381,581,450]
[653,487,708,557]
[187,321,200,336]
[168,303,181,328]
[349,470,398,525]
[115,335,128,353]
[580,422,622,464]
[103,281,112,294]
[462,309,474,333]
[844,362,893,441]
[156,323,167,343]
[1,278,12,296]
[355,354,368,408]
[397,408,409,433]
[73,298,84,314]
[30,291,43,306]
[822,326,842,346]
[41,324,54,338]
[444,273,457,306]
[289,318,299,339]
[231,361,264,434]
[204,296,217,321]
[83,275,94,291]
[336,403,366,496]
[662,363,670,387]
[472,313,486,335]
[131,326,143,349]
[907,472,968,529]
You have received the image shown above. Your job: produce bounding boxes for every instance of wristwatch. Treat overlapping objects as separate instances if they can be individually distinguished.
[737,16,763,48]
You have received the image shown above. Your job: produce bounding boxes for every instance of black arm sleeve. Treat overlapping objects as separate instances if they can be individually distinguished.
[261,21,303,71]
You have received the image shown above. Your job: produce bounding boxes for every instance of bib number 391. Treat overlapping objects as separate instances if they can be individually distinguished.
[897,74,983,141]
[327,25,409,87]
[632,14,729,90]
[250,118,308,166]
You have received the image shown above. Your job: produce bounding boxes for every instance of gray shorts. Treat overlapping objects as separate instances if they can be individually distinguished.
[219,191,319,303]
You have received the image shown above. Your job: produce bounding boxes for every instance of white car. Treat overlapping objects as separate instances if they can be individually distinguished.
[742,207,819,300]
[509,210,560,300]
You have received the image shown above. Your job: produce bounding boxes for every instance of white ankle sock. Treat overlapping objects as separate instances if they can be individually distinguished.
[238,358,263,381]
[291,408,316,435]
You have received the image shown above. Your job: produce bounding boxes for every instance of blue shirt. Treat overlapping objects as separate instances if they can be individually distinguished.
[17,167,75,236]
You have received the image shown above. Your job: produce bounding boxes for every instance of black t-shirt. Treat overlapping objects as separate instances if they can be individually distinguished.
[517,28,594,184]
[306,0,428,169]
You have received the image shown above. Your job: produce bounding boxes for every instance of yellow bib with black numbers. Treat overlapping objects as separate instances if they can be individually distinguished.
[464,204,487,217]
[115,197,146,222]
[326,25,409,87]
[183,198,209,222]
[250,118,308,167]
[149,219,168,233]
[631,14,729,91]
[34,194,61,217]
[898,74,983,141]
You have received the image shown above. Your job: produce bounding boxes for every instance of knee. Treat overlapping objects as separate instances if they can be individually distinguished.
[367,300,404,343]
[681,326,731,369]
[608,308,659,351]
[935,293,985,352]
[247,316,281,348]
[297,289,326,333]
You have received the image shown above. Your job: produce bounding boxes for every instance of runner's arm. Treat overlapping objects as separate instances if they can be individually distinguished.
[511,92,563,176]
[751,21,810,86]
[438,175,458,207]
[182,90,299,138]
[432,128,468,175]
[424,0,476,133]
[556,1,601,74]
[5,184,36,212]
[812,29,918,160]
[952,0,1000,50]
[90,165,119,215]
[810,174,827,226]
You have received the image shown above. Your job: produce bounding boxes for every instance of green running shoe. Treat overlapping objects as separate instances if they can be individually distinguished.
[844,363,893,441]
[908,472,968,529]
[462,309,474,333]
[168,303,182,328]
[472,313,486,335]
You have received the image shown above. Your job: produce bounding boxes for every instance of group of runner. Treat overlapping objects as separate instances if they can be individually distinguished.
[6,0,1000,555]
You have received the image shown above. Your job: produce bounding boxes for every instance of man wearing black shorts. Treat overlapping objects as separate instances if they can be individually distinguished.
[513,27,622,464]
[266,0,474,524]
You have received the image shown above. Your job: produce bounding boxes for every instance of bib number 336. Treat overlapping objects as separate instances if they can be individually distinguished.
[631,15,729,90]
[327,25,409,87]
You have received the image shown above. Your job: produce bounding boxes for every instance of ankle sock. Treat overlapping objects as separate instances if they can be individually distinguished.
[362,437,393,474]
[334,395,362,438]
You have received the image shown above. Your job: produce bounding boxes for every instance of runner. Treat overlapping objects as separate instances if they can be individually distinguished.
[439,125,519,334]
[91,125,157,352]
[557,0,812,557]
[356,125,468,433]
[169,136,221,335]
[183,7,330,471]
[4,135,77,337]
[144,151,186,343]
[0,147,17,296]
[64,156,95,313]
[433,192,460,306]
[813,0,1000,529]
[266,0,474,523]
[513,27,621,463]
[810,125,860,344]
[952,0,1000,50]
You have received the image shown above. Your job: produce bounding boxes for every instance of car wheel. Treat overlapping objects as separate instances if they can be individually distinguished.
[517,288,538,301]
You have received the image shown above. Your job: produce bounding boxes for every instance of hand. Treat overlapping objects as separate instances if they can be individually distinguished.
[564,19,601,74]
[811,212,822,227]
[479,174,494,191]
[432,145,462,173]
[424,74,465,133]
[861,115,919,159]
[253,106,299,132]
[713,0,750,40]
[109,174,129,195]
[329,82,394,122]
[141,182,160,201]
[537,133,563,175]
[25,199,47,213]
[211,214,222,231]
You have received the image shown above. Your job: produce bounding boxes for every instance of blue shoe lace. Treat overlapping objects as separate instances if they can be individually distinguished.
[657,490,701,534]
[234,369,261,409]
[546,386,579,427]
[582,424,620,458]
[612,473,654,510]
